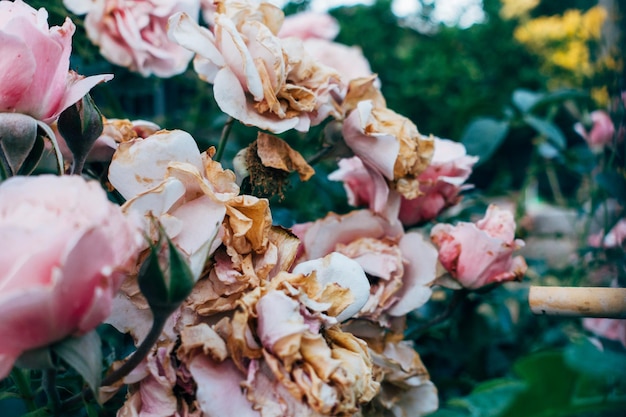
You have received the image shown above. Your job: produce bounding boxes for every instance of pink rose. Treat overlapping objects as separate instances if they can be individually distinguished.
[168,3,342,133]
[63,0,200,78]
[399,138,478,225]
[0,0,111,123]
[278,12,374,88]
[278,11,340,40]
[0,175,142,379]
[330,138,477,226]
[293,210,438,323]
[583,317,626,348]
[574,110,615,151]
[588,219,626,248]
[431,205,527,289]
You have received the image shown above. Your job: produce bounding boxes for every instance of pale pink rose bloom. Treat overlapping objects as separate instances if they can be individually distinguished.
[108,129,239,278]
[168,3,342,134]
[0,175,142,379]
[0,0,112,123]
[301,39,374,85]
[574,110,615,150]
[64,0,200,78]
[431,204,527,289]
[399,138,478,225]
[278,11,374,89]
[583,317,626,348]
[293,210,437,322]
[278,11,340,40]
[330,139,477,226]
[588,219,626,248]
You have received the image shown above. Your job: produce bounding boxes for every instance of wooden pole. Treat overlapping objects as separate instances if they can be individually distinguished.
[529,286,626,319]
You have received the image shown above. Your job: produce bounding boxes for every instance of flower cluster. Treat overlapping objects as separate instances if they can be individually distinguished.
[0,1,530,416]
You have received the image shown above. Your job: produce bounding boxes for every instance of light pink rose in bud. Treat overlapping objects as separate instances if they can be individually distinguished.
[431,204,527,289]
[574,110,615,150]
[399,138,478,225]
[64,0,200,78]
[0,0,112,123]
[0,175,142,379]
[278,11,340,40]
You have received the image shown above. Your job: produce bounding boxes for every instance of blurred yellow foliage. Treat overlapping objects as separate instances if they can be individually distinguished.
[513,6,607,86]
[500,0,540,20]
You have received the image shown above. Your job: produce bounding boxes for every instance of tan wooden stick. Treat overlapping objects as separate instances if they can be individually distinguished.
[529,286,626,319]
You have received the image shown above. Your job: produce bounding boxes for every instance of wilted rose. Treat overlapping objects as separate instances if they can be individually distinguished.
[0,175,142,379]
[399,138,478,225]
[330,138,477,226]
[63,0,200,77]
[108,129,239,278]
[0,0,111,123]
[293,210,438,323]
[340,77,434,221]
[168,1,342,133]
[279,12,374,89]
[431,205,527,289]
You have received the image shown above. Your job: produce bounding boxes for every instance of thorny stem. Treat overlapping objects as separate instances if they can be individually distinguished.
[43,368,61,414]
[61,311,170,411]
[406,289,468,338]
[214,117,235,163]
[10,368,36,412]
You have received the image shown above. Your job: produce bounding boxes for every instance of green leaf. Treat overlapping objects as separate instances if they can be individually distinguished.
[512,89,543,114]
[460,118,509,166]
[51,331,102,399]
[499,349,626,417]
[523,114,566,150]
[533,89,588,110]
[595,171,626,204]
[448,378,526,417]
[564,340,626,385]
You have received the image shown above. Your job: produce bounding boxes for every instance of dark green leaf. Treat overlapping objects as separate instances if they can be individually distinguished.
[512,89,543,114]
[448,378,526,417]
[460,118,509,166]
[52,331,102,399]
[595,171,626,204]
[523,114,566,150]
[537,142,559,159]
[564,340,626,384]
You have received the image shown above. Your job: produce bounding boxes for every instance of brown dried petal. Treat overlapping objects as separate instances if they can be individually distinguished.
[256,133,315,181]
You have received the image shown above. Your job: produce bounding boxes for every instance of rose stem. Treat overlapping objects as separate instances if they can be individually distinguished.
[529,286,626,318]
[61,310,169,410]
[10,368,36,412]
[43,368,61,413]
[406,289,468,338]
[214,117,235,162]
